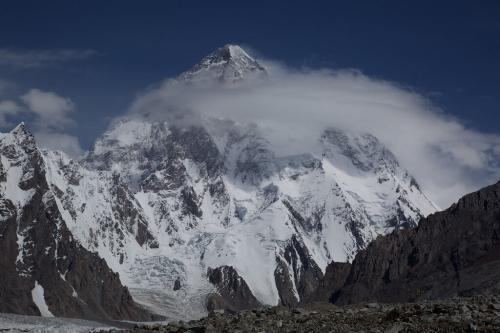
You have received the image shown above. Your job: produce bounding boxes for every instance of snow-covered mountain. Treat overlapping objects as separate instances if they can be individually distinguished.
[0,124,152,321]
[2,45,438,321]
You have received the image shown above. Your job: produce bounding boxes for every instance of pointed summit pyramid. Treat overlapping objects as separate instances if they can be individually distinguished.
[10,122,28,137]
[8,122,37,151]
[179,44,267,83]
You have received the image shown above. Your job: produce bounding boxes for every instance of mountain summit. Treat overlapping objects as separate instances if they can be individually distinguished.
[179,44,267,82]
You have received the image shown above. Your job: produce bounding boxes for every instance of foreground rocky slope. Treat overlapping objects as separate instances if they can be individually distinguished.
[111,295,500,332]
[330,180,500,304]
[0,124,151,321]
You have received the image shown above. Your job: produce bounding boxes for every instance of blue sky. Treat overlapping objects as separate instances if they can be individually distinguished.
[0,0,499,149]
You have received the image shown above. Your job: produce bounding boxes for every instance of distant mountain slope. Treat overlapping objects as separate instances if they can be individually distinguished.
[0,124,152,321]
[312,180,500,304]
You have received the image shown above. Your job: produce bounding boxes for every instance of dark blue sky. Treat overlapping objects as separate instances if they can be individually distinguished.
[0,0,499,149]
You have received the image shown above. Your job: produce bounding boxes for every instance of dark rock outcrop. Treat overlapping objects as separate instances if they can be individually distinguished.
[0,124,152,321]
[110,173,156,248]
[173,277,181,291]
[206,266,261,312]
[331,180,500,304]
[301,261,351,304]
[274,235,324,306]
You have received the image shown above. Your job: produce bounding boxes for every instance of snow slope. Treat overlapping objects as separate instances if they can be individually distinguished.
[31,282,54,318]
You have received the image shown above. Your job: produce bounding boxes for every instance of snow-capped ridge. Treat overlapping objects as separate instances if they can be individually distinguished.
[0,123,151,321]
[7,122,36,147]
[11,122,26,132]
[223,44,255,61]
[202,44,258,66]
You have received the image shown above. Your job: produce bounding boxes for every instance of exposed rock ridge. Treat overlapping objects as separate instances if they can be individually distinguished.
[274,235,324,307]
[319,180,500,304]
[206,266,261,312]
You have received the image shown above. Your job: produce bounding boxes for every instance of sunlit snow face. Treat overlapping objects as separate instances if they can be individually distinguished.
[126,62,500,207]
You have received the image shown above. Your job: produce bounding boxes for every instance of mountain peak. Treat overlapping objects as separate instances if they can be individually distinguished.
[9,122,35,147]
[216,44,253,61]
[11,121,27,134]
[179,44,267,83]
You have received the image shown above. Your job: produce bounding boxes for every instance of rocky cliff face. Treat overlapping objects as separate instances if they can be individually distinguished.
[0,124,152,321]
[206,266,261,312]
[301,262,351,304]
[320,181,500,305]
[274,235,324,307]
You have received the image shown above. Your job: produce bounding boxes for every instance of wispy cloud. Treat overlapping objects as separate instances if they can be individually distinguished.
[33,131,83,157]
[0,88,83,157]
[19,88,82,156]
[0,100,22,126]
[0,49,98,68]
[21,89,76,130]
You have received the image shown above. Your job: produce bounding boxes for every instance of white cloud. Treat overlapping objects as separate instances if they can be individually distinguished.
[21,89,76,130]
[34,131,83,157]
[14,89,82,157]
[0,49,98,69]
[0,100,22,126]
[128,62,500,207]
